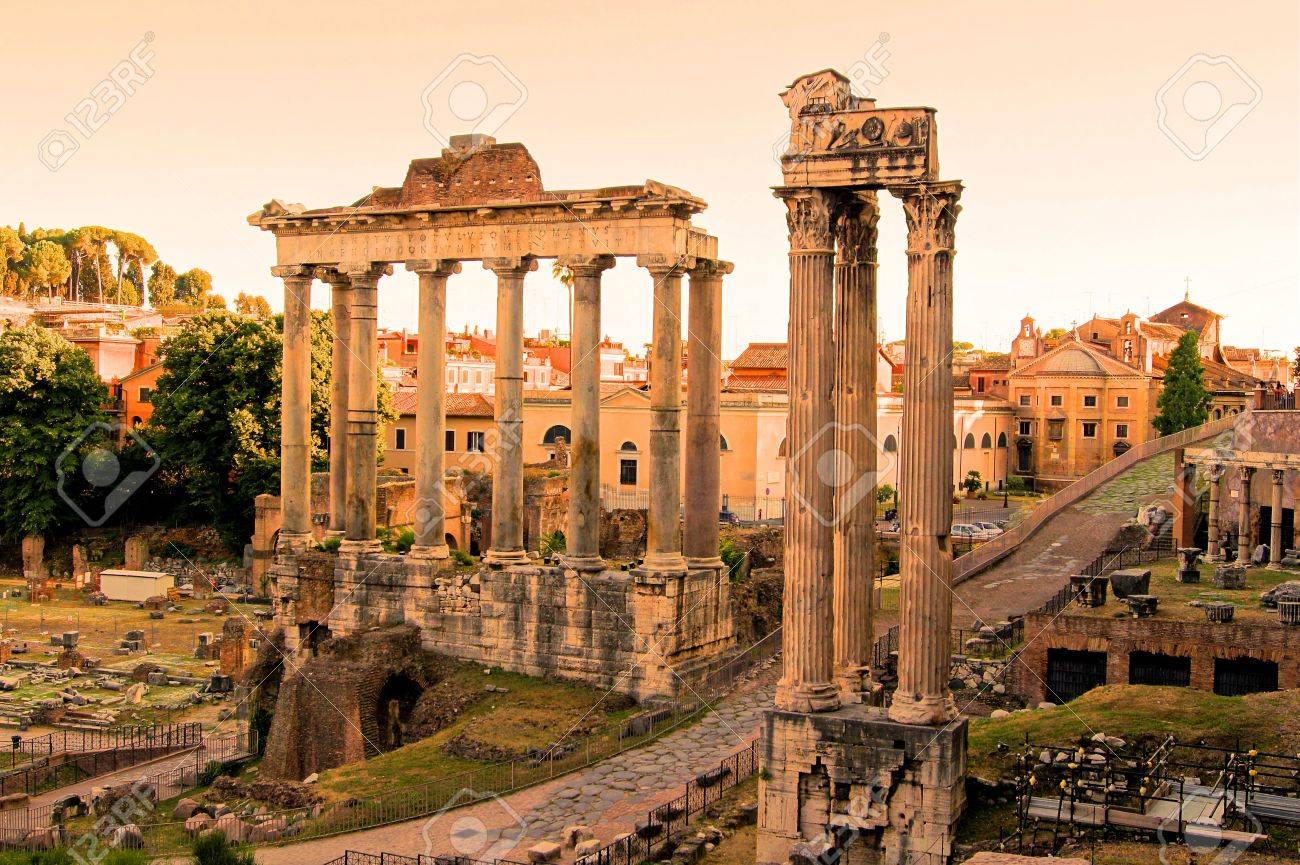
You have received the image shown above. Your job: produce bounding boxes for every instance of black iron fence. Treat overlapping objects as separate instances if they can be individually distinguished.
[0,723,202,797]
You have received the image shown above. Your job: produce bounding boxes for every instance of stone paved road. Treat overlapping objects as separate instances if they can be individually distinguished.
[255,665,777,865]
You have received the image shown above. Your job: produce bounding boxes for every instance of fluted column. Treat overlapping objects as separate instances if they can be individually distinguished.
[773,188,839,714]
[484,256,536,567]
[1207,464,1223,559]
[1237,466,1255,563]
[640,256,688,575]
[1269,469,1285,567]
[274,265,314,547]
[324,270,351,535]
[559,254,615,571]
[408,259,461,560]
[832,192,880,702]
[888,181,962,727]
[340,263,388,554]
[684,259,732,568]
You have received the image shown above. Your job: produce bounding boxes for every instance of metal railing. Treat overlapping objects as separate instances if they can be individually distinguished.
[0,723,202,797]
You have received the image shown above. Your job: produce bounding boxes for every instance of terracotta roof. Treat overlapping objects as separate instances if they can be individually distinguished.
[1140,320,1186,341]
[1150,298,1221,333]
[392,390,418,415]
[724,374,788,393]
[447,392,494,416]
[731,342,788,370]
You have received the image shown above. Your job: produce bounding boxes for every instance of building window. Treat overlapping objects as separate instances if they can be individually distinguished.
[975,377,986,393]
[1115,423,1129,439]
[619,440,638,453]
[1116,395,1130,408]
[1048,419,1064,441]
[997,432,1008,448]
[1018,394,1031,406]
[1081,422,1097,438]
[1083,395,1097,408]
[138,387,153,404]
[395,428,408,450]
[619,459,638,486]
[542,424,571,445]
[963,433,976,449]
[467,431,486,453]
[981,432,992,448]
[720,434,730,452]
[1050,394,1063,407]
[882,434,898,453]
[1018,420,1032,436]
[445,430,455,451]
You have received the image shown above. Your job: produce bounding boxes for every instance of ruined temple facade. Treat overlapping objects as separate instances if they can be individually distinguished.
[251,136,734,704]
[757,70,967,865]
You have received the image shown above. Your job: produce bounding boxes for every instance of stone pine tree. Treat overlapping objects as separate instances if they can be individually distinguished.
[0,325,109,542]
[1153,330,1211,436]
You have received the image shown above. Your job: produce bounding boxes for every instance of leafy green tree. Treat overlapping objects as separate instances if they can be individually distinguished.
[110,230,157,305]
[147,309,391,543]
[203,292,228,310]
[174,268,213,303]
[235,292,272,318]
[20,240,72,298]
[1153,330,1211,436]
[148,261,178,306]
[0,325,109,542]
[0,227,23,292]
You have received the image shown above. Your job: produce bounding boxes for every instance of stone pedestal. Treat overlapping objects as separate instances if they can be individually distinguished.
[757,704,967,865]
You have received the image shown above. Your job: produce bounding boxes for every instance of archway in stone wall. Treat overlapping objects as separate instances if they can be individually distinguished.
[373,672,423,751]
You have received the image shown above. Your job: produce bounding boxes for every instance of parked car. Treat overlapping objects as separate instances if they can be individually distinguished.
[975,521,1005,536]
[952,523,998,541]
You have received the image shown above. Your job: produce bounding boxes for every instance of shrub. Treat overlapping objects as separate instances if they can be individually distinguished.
[451,549,475,566]
[875,483,896,506]
[316,536,341,553]
[192,833,256,865]
[538,530,566,557]
[718,538,745,582]
[198,759,223,787]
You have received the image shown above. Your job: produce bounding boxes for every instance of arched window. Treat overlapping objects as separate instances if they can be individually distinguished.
[980,432,993,449]
[720,434,730,452]
[883,434,898,453]
[997,432,1008,448]
[964,433,976,449]
[542,424,571,444]
[619,440,638,452]
[777,437,788,458]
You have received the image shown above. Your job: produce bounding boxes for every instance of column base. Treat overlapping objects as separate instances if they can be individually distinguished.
[887,690,959,726]
[640,552,689,574]
[484,548,531,568]
[774,679,841,714]
[338,538,383,558]
[559,554,606,573]
[684,555,726,571]
[408,544,451,561]
[275,531,315,555]
[324,528,346,539]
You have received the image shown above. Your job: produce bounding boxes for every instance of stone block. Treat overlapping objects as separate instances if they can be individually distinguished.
[528,841,563,863]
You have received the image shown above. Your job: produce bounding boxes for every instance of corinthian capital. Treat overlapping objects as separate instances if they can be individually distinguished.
[555,254,616,278]
[892,181,963,253]
[776,188,836,253]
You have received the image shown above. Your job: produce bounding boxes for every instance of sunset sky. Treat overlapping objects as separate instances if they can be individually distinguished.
[3,0,1296,358]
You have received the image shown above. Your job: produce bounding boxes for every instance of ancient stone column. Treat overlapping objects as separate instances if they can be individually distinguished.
[684,259,732,568]
[341,263,387,553]
[484,256,536,567]
[274,265,314,547]
[832,192,880,702]
[640,256,688,575]
[558,254,615,571]
[408,259,461,560]
[888,181,963,727]
[1270,469,1285,567]
[773,188,839,714]
[1237,466,1255,563]
[324,270,352,535]
[1207,463,1223,559]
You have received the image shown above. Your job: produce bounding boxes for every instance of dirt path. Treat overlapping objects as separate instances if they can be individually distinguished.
[254,667,778,865]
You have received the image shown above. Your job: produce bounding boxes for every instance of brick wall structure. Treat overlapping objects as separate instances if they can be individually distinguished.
[1013,610,1300,703]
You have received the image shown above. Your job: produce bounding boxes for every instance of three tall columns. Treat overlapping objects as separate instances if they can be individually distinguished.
[888,182,963,726]
[484,256,537,567]
[409,260,461,559]
[275,266,314,547]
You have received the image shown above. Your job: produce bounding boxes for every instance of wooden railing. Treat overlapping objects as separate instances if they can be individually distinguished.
[952,414,1236,585]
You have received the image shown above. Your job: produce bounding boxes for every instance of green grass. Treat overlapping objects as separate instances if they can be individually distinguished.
[317,666,638,800]
[968,684,1300,779]
[1076,560,1292,623]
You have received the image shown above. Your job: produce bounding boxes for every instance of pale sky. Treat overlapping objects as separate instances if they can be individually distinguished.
[2,0,1297,359]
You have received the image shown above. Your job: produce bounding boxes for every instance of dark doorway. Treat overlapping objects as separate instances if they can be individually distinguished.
[1214,657,1278,696]
[1128,651,1191,687]
[1046,648,1107,703]
[1257,506,1295,553]
[374,673,423,752]
[298,621,330,656]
